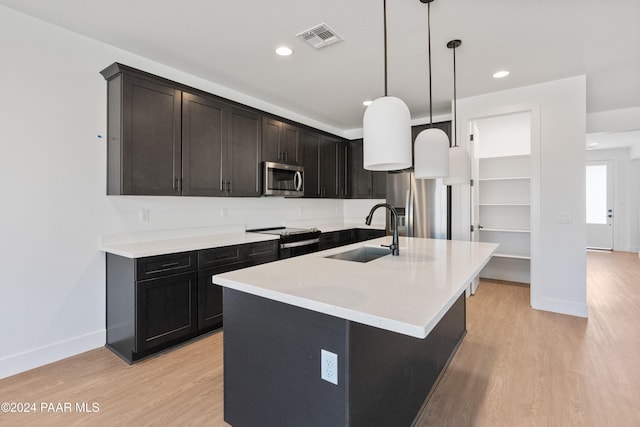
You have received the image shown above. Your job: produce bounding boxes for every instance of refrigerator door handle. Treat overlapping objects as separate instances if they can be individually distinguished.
[406,189,413,237]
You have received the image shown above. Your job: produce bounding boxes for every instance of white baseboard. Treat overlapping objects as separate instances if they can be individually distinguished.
[532,297,589,318]
[0,330,105,380]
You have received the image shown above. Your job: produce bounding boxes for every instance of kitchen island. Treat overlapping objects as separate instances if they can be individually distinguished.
[214,237,497,426]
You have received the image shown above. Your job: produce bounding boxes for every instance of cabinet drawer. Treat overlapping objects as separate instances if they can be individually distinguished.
[244,241,278,261]
[357,229,386,242]
[136,251,197,281]
[199,246,243,269]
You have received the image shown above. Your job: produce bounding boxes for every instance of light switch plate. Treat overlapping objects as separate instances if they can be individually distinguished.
[559,212,572,223]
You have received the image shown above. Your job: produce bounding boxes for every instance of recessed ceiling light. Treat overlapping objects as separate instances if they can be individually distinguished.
[275,46,293,56]
[363,100,373,106]
[493,70,510,79]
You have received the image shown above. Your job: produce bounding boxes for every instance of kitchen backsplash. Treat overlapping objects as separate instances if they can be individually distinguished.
[102,196,386,240]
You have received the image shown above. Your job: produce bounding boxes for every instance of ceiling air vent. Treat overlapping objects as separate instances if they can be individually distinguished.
[296,23,343,50]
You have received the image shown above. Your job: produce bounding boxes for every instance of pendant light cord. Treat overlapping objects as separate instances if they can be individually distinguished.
[453,43,457,147]
[447,39,461,147]
[427,1,433,127]
[383,0,388,97]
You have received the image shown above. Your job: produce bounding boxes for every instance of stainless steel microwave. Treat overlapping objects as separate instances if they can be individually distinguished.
[263,161,304,197]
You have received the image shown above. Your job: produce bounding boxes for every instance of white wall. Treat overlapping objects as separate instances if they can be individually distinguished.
[0,6,384,380]
[475,112,531,158]
[452,76,588,318]
[586,148,640,253]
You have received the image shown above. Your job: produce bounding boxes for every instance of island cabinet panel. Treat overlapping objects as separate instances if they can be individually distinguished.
[348,293,466,426]
[222,289,466,427]
[223,289,348,427]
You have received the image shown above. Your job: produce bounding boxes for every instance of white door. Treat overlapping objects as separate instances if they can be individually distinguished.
[586,160,614,250]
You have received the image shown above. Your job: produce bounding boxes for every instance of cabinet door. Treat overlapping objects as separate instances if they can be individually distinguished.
[280,123,300,164]
[372,171,387,199]
[121,74,182,195]
[136,272,197,352]
[301,130,321,197]
[262,117,299,164]
[262,117,282,162]
[227,107,261,196]
[349,139,373,198]
[319,137,339,198]
[198,269,224,331]
[182,92,226,196]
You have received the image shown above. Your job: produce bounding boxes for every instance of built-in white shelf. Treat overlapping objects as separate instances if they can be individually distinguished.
[478,151,531,283]
[480,203,531,206]
[492,253,531,260]
[480,227,530,233]
[478,176,530,182]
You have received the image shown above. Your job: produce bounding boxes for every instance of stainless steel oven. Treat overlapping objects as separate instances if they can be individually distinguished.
[263,162,304,197]
[249,227,320,259]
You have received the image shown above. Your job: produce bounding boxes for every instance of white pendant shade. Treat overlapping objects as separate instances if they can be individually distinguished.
[414,127,449,179]
[443,146,470,185]
[363,96,412,171]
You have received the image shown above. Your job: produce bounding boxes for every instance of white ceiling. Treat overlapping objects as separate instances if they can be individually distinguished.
[1,0,639,131]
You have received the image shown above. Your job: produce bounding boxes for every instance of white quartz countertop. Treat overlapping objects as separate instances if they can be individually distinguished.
[214,237,498,339]
[101,232,280,258]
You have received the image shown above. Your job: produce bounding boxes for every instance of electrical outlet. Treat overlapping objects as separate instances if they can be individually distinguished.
[321,349,338,385]
[138,209,149,223]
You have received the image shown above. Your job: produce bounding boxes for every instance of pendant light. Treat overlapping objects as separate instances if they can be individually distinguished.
[414,0,450,179]
[363,0,412,171]
[443,39,471,185]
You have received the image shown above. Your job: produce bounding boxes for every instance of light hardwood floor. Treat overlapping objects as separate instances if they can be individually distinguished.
[1,251,638,426]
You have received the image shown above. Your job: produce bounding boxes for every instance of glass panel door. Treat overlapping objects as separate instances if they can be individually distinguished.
[586,160,613,250]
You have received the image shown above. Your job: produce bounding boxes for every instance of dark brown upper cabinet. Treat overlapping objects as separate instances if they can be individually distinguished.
[300,130,345,198]
[104,71,182,195]
[101,63,261,197]
[300,130,321,197]
[347,139,386,199]
[181,92,226,196]
[262,117,300,164]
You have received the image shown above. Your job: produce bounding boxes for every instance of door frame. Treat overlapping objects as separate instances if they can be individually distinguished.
[457,103,540,302]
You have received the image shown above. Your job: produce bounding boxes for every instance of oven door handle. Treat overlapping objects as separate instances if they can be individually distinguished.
[280,238,320,249]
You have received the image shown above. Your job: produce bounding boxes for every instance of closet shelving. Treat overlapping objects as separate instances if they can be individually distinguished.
[478,154,531,283]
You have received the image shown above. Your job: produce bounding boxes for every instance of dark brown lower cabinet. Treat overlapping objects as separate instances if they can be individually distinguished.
[106,240,278,364]
[318,228,387,251]
[136,272,198,352]
[198,269,224,331]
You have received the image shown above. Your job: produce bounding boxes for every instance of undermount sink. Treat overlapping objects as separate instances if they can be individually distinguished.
[324,246,391,263]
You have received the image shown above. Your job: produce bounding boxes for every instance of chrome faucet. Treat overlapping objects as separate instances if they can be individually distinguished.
[365,203,400,256]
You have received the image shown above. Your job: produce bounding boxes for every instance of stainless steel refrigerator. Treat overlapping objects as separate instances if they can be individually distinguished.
[385,172,450,239]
